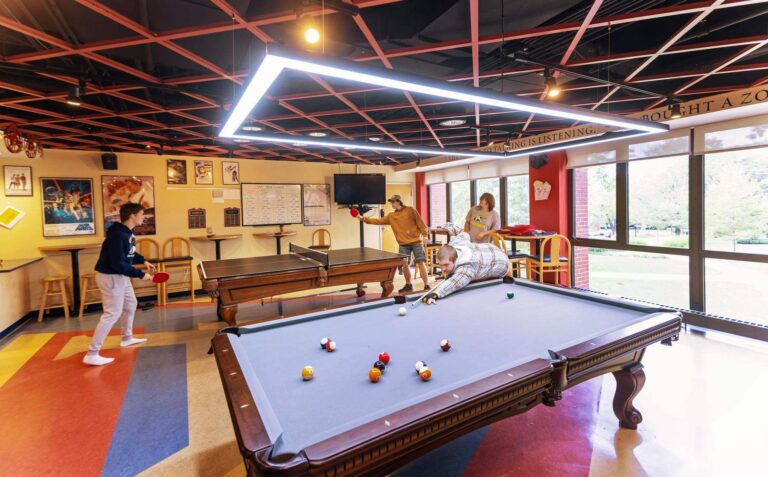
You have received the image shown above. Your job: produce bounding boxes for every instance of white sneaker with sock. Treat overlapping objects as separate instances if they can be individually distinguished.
[83,354,115,366]
[120,337,148,347]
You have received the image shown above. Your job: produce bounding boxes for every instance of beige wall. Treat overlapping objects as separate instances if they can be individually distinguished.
[0,148,413,329]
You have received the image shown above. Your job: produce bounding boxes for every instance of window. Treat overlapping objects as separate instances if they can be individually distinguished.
[704,123,768,151]
[573,164,617,240]
[428,183,447,226]
[506,175,529,225]
[449,181,470,224]
[628,136,689,160]
[705,147,768,254]
[576,247,689,309]
[475,178,500,206]
[705,259,768,325]
[628,156,689,248]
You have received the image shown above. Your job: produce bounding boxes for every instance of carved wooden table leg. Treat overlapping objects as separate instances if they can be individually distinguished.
[356,284,366,297]
[612,363,646,429]
[380,280,394,297]
[220,305,239,327]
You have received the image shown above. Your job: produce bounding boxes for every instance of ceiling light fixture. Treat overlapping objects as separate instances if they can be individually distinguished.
[308,131,329,137]
[242,125,263,131]
[304,27,320,44]
[544,69,561,98]
[367,137,382,142]
[66,79,86,106]
[221,49,667,156]
[669,102,683,119]
[439,119,467,127]
[233,138,251,143]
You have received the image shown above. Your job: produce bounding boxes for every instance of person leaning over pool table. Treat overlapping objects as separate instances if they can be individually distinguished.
[422,231,511,305]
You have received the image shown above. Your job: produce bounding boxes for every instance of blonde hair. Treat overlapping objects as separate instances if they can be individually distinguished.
[437,245,458,263]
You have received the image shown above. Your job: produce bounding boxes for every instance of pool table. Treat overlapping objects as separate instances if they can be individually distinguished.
[211,279,682,476]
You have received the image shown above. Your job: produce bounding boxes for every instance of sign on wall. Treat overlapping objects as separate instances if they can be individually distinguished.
[41,177,96,237]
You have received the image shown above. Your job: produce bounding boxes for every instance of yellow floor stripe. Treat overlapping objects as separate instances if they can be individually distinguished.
[0,333,56,388]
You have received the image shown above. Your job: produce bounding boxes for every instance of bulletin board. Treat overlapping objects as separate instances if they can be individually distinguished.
[241,183,302,226]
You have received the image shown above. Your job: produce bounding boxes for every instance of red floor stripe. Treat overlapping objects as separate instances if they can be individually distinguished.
[462,379,602,477]
[0,331,138,476]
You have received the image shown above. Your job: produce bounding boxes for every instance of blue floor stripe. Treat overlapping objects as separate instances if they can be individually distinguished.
[102,345,188,477]
[392,425,490,477]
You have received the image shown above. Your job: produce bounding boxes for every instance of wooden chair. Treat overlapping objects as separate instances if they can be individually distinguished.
[132,238,163,301]
[38,275,70,321]
[491,233,523,278]
[527,234,572,287]
[161,237,196,305]
[424,239,442,276]
[78,273,102,318]
[309,229,332,250]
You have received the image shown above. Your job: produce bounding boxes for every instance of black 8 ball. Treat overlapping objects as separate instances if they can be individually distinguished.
[373,360,386,372]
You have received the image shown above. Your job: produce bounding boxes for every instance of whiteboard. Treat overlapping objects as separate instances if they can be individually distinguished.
[241,183,302,226]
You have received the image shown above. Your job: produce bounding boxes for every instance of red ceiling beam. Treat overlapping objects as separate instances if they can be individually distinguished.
[470,0,481,147]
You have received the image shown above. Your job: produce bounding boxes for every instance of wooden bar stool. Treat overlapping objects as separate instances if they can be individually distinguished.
[78,273,102,318]
[38,275,71,321]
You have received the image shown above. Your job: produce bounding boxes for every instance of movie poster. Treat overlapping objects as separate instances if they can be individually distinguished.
[40,177,96,236]
[166,159,187,184]
[102,175,156,235]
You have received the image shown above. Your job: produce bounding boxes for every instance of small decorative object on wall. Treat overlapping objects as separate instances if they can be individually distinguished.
[166,159,187,184]
[533,180,552,201]
[24,136,43,159]
[0,205,24,229]
[222,161,240,185]
[102,175,156,235]
[195,160,213,184]
[3,165,33,196]
[41,177,96,236]
[3,125,24,154]
[188,208,206,228]
[303,183,331,226]
[224,207,241,227]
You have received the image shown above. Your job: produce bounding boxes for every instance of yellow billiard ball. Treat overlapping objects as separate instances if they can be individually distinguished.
[301,366,315,381]
[369,367,382,383]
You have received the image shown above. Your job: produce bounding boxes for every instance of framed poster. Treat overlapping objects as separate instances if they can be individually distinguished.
[303,184,331,226]
[102,175,156,235]
[4,165,33,196]
[166,159,187,184]
[41,177,96,237]
[241,183,302,226]
[195,160,213,185]
[222,161,240,185]
[0,205,24,229]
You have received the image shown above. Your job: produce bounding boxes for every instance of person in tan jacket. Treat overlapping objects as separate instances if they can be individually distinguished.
[357,194,429,293]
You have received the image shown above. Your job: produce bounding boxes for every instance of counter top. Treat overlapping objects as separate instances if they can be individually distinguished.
[0,257,43,273]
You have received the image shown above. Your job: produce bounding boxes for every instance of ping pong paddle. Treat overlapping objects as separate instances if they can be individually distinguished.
[349,208,359,218]
[152,271,170,283]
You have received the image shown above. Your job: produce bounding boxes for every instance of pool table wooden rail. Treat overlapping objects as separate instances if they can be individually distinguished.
[211,298,682,477]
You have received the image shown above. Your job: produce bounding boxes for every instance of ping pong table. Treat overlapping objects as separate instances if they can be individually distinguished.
[198,244,405,325]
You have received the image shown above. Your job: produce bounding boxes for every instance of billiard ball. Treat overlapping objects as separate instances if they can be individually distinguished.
[440,339,451,351]
[326,340,337,352]
[301,366,315,381]
[320,337,329,349]
[373,360,386,372]
[398,307,407,316]
[369,367,382,383]
[415,360,427,373]
[506,291,515,299]
[419,366,432,381]
[378,352,390,364]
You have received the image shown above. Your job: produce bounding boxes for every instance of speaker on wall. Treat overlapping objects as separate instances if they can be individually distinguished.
[101,153,118,170]
[529,153,548,169]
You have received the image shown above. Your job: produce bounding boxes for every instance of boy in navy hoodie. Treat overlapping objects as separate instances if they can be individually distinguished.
[83,203,156,366]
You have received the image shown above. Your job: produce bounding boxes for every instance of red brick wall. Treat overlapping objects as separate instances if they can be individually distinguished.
[572,167,590,289]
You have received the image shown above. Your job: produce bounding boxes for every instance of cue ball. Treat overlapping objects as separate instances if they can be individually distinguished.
[398,307,407,316]
[326,340,337,352]
[419,367,432,381]
[378,352,390,364]
[320,337,329,349]
[369,368,382,383]
[301,366,315,381]
[415,360,427,373]
[440,339,451,351]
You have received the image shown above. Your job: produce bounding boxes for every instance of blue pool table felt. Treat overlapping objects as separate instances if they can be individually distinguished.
[224,280,662,458]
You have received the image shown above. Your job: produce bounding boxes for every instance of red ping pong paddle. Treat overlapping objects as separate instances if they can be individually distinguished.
[349,208,359,218]
[152,271,170,283]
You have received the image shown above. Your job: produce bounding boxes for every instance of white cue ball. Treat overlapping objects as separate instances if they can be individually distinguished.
[398,307,407,316]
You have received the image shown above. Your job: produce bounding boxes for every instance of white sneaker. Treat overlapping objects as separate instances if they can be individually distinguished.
[120,337,148,347]
[83,354,115,366]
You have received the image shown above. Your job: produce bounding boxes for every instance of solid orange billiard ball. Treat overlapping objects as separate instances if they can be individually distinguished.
[419,366,432,381]
[369,367,382,383]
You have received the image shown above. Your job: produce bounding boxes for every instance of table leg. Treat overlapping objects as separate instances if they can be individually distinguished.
[70,250,81,313]
[380,280,394,297]
[214,240,222,260]
[220,305,238,326]
[612,363,645,429]
[356,284,366,297]
[275,236,282,255]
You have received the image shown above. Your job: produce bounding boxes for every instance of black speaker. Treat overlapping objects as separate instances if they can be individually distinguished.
[529,153,548,169]
[101,153,118,170]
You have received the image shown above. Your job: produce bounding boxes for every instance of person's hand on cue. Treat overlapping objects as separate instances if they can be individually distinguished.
[422,292,439,305]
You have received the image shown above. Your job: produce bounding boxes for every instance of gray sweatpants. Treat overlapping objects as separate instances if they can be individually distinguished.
[86,272,138,355]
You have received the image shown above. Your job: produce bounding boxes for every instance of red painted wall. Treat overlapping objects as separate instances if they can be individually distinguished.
[414,172,429,225]
[529,151,569,285]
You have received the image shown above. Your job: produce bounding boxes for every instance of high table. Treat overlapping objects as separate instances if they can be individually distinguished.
[210,278,682,476]
[499,230,556,257]
[253,229,297,255]
[39,243,102,313]
[190,234,242,260]
[428,227,454,244]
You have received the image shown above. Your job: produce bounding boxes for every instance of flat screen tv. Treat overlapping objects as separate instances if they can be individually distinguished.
[333,174,386,205]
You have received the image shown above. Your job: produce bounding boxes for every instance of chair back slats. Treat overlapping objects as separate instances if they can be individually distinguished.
[163,237,191,259]
[136,238,160,260]
[312,229,331,248]
[490,233,507,254]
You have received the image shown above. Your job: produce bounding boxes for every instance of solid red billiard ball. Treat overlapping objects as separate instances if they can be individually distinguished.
[379,352,390,364]
[440,339,451,351]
